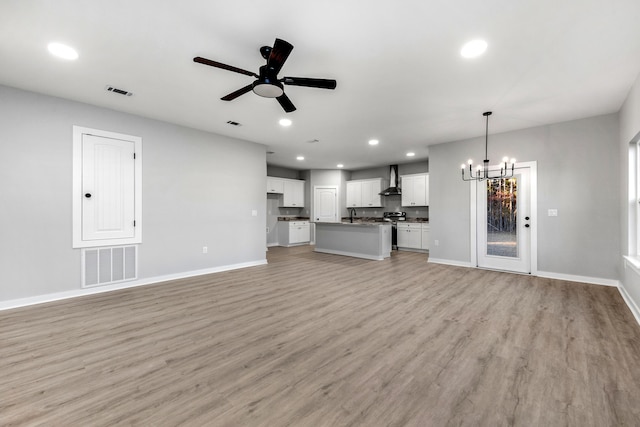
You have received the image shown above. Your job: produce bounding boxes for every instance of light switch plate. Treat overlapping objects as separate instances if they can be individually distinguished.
[548,209,558,217]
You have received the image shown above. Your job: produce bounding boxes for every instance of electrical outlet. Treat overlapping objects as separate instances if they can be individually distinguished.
[251,210,258,217]
[202,246,208,254]
[548,209,558,217]
[434,240,439,246]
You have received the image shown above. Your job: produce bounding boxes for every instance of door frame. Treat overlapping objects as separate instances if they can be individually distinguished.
[72,126,142,248]
[470,161,538,274]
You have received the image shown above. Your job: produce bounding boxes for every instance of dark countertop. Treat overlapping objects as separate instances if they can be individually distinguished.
[339,217,429,224]
[277,217,310,221]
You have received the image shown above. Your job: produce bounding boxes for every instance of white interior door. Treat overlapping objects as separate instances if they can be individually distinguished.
[476,167,532,273]
[82,134,136,241]
[314,186,339,222]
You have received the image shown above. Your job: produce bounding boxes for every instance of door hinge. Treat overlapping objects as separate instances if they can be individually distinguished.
[133,220,136,227]
[133,153,136,159]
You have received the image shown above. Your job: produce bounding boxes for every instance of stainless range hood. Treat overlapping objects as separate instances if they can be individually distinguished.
[379,165,401,196]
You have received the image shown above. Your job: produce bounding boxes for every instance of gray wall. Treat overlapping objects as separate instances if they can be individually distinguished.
[0,85,267,302]
[429,113,620,280]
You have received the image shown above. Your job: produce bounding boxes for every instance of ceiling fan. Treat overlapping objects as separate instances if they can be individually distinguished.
[193,38,337,113]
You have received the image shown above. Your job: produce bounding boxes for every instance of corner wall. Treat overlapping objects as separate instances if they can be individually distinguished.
[429,113,620,281]
[0,85,267,303]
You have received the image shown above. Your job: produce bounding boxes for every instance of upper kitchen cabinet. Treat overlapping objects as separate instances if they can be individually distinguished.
[267,177,285,194]
[281,179,305,207]
[267,176,305,207]
[346,178,385,207]
[401,173,429,207]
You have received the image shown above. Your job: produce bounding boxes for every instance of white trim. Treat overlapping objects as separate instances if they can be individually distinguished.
[618,282,640,326]
[427,258,474,268]
[536,270,619,287]
[72,126,143,248]
[469,180,477,267]
[267,242,280,248]
[0,259,267,312]
[313,248,386,261]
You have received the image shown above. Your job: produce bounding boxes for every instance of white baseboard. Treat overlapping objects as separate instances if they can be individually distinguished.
[267,242,279,247]
[427,258,473,268]
[617,283,640,326]
[536,270,619,287]
[0,259,267,312]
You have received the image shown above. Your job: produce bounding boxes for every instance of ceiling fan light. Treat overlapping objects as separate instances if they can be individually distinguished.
[253,82,284,98]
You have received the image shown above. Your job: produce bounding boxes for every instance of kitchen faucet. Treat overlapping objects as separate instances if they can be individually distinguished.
[349,208,357,223]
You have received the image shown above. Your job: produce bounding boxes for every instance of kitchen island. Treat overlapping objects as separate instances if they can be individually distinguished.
[314,222,392,260]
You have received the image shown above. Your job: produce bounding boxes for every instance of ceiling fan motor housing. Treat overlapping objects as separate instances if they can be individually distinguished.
[253,64,284,97]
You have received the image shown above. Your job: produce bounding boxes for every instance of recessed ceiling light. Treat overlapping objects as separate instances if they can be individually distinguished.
[460,39,487,58]
[279,118,292,127]
[47,42,78,60]
[337,164,344,168]
[296,156,305,161]
[406,152,416,157]
[368,139,379,146]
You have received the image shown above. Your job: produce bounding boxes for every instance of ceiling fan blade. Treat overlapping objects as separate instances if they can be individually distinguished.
[221,84,254,101]
[267,38,293,75]
[194,56,258,77]
[282,77,337,90]
[276,93,296,113]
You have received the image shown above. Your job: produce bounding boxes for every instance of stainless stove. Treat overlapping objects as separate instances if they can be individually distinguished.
[383,212,406,249]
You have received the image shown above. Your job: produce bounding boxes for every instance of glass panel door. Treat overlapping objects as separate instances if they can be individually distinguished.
[486,178,518,258]
[477,168,530,273]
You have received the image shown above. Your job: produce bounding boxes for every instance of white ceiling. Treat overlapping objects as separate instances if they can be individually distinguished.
[1,0,640,170]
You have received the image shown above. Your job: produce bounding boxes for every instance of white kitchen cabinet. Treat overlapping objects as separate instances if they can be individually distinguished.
[397,223,422,249]
[401,173,429,207]
[346,181,360,207]
[267,177,284,194]
[421,224,430,250]
[282,179,304,207]
[346,178,385,207]
[268,177,305,207]
[278,221,310,246]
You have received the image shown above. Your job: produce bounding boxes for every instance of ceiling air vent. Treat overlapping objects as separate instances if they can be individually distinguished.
[106,85,133,96]
[226,120,241,126]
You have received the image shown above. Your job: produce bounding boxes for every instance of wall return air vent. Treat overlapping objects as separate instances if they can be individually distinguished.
[106,85,133,96]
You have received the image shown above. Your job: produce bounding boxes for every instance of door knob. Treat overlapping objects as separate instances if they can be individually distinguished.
[84,193,92,198]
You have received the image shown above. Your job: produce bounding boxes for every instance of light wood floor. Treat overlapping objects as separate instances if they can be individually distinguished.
[2,246,640,426]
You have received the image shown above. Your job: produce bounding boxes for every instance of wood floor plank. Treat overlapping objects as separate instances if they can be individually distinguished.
[2,245,640,426]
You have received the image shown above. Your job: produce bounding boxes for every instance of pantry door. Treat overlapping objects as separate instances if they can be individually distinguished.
[314,186,339,223]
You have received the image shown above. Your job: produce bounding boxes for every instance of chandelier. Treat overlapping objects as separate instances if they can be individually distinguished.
[461,111,515,181]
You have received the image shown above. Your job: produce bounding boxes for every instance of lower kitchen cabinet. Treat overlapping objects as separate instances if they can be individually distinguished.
[421,225,430,250]
[278,221,310,247]
[397,223,429,251]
